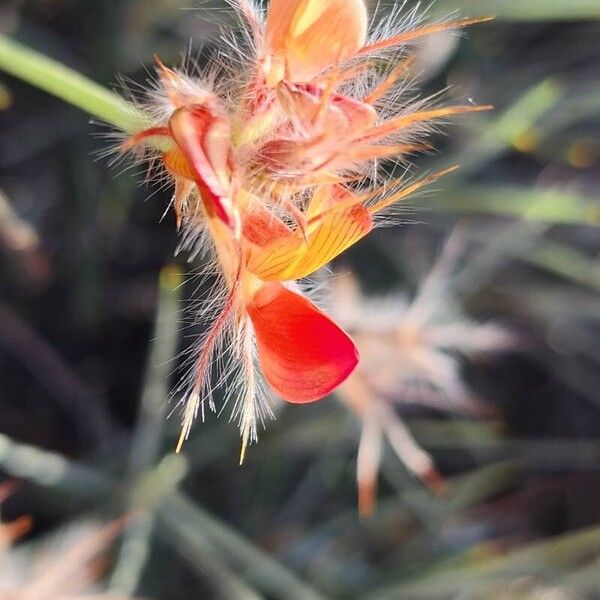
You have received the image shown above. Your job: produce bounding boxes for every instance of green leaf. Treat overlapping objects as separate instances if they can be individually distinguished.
[368,525,600,599]
[429,185,600,226]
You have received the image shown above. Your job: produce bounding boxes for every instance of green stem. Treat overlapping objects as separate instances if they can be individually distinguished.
[0,34,147,133]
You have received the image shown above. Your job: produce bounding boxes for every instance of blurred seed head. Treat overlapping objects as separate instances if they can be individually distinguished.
[331,228,518,514]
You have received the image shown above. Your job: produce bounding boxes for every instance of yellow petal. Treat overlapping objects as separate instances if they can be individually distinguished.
[247,187,372,280]
[265,0,368,84]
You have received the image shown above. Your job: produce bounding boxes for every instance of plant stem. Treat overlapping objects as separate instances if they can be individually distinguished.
[0,34,147,133]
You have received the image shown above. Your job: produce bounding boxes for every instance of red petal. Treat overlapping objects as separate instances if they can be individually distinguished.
[168,105,233,226]
[248,282,358,403]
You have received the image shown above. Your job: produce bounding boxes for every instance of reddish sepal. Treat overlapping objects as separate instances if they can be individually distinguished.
[168,105,233,227]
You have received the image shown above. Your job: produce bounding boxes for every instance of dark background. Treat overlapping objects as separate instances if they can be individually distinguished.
[0,1,599,597]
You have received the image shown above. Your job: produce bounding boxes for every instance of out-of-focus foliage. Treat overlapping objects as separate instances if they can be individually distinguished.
[0,506,136,599]
[0,1,599,598]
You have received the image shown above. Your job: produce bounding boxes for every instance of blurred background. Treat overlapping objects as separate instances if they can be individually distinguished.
[0,0,600,598]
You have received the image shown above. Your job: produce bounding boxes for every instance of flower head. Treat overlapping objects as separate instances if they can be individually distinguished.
[331,229,517,515]
[122,0,491,458]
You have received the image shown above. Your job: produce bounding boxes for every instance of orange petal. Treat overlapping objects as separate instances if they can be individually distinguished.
[247,186,372,280]
[265,0,368,84]
[248,282,358,402]
[168,105,234,227]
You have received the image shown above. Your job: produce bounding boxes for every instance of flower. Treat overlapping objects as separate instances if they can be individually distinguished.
[122,0,491,458]
[330,228,517,515]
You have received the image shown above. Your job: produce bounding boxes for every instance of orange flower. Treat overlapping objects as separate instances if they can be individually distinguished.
[122,0,491,458]
[263,0,368,85]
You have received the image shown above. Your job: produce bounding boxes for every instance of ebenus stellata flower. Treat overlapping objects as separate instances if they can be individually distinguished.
[121,0,491,461]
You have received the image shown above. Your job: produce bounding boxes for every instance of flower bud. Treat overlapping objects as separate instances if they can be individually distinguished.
[265,0,368,85]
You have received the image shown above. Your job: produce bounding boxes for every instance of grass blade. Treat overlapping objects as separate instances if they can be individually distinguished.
[0,34,147,133]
